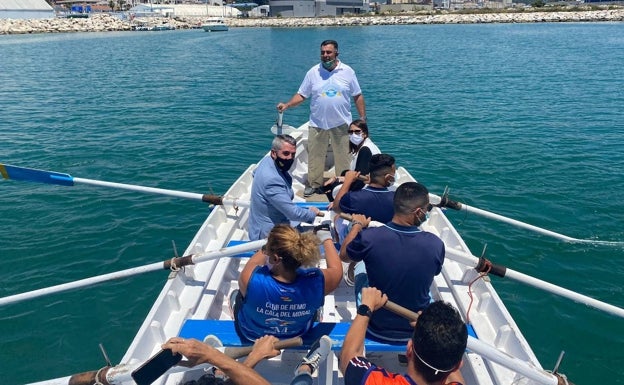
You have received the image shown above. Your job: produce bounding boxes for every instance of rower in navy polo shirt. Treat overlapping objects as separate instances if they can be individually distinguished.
[333,153,397,287]
[333,153,397,225]
[339,182,445,344]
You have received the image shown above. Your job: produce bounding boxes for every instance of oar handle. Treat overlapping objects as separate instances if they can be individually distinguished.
[383,300,420,322]
[202,194,223,205]
[277,111,284,128]
[65,367,110,385]
[223,336,303,359]
[163,255,194,270]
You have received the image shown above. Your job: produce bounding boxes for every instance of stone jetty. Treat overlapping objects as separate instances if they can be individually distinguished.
[1,8,623,35]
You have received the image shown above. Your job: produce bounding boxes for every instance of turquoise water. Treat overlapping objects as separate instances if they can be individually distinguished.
[1,23,623,384]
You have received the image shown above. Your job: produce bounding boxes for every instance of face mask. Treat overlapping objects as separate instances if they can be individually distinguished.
[275,157,294,172]
[385,173,396,187]
[322,60,335,70]
[265,254,275,271]
[424,212,430,222]
[349,133,364,145]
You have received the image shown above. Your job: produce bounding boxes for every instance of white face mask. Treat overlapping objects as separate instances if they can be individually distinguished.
[349,133,364,145]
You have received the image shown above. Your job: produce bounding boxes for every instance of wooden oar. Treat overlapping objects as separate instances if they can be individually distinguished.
[42,336,303,385]
[383,301,566,385]
[270,111,296,135]
[432,191,624,245]
[340,214,624,319]
[5,162,620,244]
[0,239,267,307]
[444,248,624,319]
[0,162,240,205]
[220,336,303,359]
[0,163,329,212]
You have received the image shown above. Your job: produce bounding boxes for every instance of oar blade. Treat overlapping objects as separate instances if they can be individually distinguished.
[0,163,74,186]
[270,124,296,135]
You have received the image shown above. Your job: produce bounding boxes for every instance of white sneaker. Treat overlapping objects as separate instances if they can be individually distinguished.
[203,334,223,348]
[295,335,332,376]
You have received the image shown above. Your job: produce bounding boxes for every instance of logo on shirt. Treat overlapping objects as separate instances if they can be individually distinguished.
[323,88,341,98]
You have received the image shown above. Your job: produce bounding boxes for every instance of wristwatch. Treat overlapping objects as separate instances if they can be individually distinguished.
[357,304,372,318]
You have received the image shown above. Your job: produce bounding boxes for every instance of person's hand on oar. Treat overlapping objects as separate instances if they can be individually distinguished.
[360,286,388,313]
[163,337,217,368]
[244,335,281,368]
[162,337,273,385]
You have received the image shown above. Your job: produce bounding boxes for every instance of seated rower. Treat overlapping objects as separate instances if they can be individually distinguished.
[232,224,342,342]
[340,287,467,385]
[333,153,397,286]
[339,182,444,343]
[248,134,320,241]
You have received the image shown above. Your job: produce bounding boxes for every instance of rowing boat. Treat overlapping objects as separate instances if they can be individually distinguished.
[27,122,562,385]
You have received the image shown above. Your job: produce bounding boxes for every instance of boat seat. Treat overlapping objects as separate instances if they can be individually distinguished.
[178,319,409,352]
[179,319,478,351]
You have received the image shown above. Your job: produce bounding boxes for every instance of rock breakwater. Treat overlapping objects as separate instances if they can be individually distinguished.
[1,9,623,35]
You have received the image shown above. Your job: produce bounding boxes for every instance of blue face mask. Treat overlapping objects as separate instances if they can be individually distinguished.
[322,60,335,70]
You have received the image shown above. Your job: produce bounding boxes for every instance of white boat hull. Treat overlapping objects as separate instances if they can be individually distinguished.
[30,124,552,385]
[202,23,228,32]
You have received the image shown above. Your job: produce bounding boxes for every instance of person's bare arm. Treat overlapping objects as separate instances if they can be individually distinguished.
[163,338,272,385]
[353,94,366,121]
[339,213,370,263]
[277,94,306,112]
[332,170,360,216]
[241,335,281,368]
[339,287,387,374]
[317,230,343,294]
[239,249,265,296]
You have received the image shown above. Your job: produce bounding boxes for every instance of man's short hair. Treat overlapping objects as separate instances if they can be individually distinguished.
[369,153,395,179]
[412,301,468,382]
[321,39,338,51]
[271,134,296,151]
[393,181,428,215]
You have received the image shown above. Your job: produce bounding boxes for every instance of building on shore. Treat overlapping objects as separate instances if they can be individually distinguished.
[0,0,54,19]
[128,3,241,17]
[269,0,369,17]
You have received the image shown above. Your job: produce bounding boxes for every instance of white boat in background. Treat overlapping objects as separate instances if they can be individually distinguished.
[202,18,228,32]
[22,122,576,385]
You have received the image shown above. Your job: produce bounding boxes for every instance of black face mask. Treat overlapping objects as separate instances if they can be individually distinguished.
[275,157,294,172]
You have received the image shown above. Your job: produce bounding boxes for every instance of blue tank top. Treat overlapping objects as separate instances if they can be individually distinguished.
[237,265,325,340]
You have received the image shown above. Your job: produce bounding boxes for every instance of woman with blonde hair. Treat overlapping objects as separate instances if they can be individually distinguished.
[233,224,343,341]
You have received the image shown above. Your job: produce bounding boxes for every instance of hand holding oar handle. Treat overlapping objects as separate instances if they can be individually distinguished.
[383,300,420,322]
[61,337,303,385]
[382,300,573,385]
[224,336,303,359]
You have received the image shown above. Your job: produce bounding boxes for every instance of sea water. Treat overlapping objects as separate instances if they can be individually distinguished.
[1,23,623,384]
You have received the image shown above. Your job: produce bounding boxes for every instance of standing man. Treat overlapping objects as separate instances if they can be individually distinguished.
[248,134,319,241]
[339,287,467,385]
[339,182,445,343]
[277,40,366,197]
